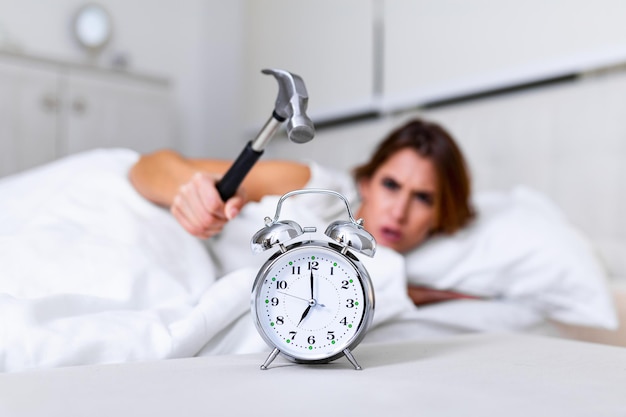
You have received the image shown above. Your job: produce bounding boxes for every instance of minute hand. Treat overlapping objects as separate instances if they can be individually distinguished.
[277,291,325,307]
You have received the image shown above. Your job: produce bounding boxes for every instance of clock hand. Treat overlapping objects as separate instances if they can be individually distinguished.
[277,291,326,307]
[277,291,308,304]
[297,305,312,326]
[310,270,314,299]
[278,291,307,303]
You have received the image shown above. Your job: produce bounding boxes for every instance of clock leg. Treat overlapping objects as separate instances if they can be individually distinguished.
[343,348,362,370]
[260,348,281,370]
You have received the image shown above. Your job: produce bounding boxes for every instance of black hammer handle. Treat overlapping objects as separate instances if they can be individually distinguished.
[216,141,263,201]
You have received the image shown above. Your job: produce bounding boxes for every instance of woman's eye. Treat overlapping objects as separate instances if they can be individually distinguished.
[381,178,399,190]
[414,192,434,205]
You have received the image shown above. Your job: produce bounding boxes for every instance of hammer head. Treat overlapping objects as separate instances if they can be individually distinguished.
[262,68,315,144]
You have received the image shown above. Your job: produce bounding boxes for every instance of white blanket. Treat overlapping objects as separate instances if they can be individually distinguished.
[0,149,414,372]
[0,149,616,373]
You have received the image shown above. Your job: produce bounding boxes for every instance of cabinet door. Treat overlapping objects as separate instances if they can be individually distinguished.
[64,69,175,155]
[0,58,59,178]
[243,0,375,127]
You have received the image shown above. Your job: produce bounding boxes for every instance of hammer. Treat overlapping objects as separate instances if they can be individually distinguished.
[216,68,315,201]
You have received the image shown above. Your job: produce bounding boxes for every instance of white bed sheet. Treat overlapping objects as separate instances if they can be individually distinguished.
[0,149,616,372]
[0,149,417,372]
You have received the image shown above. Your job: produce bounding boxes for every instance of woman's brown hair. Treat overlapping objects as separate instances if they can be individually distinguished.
[353,118,475,235]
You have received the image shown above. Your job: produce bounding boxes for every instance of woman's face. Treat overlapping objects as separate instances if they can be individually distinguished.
[356,148,439,254]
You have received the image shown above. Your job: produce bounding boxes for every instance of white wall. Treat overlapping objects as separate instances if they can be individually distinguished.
[383,0,626,110]
[241,0,626,127]
[0,0,246,158]
[2,1,626,160]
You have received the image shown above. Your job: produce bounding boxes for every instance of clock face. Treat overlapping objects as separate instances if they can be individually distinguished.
[73,4,112,51]
[252,243,373,362]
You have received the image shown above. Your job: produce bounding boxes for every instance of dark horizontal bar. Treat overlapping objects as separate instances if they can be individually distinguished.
[312,110,380,130]
[313,72,581,131]
[419,73,579,110]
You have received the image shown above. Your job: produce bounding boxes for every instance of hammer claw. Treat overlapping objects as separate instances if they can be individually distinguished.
[215,69,315,201]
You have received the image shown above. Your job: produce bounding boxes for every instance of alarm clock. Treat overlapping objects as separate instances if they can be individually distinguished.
[250,189,376,370]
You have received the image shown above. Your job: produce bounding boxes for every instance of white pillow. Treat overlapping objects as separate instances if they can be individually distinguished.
[405,186,618,330]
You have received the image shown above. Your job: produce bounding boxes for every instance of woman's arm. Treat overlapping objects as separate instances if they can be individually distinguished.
[407,284,483,306]
[129,149,310,238]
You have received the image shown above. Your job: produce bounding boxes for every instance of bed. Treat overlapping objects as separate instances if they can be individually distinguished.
[0,146,619,373]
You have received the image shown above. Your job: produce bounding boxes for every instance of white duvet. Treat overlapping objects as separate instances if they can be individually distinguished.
[0,149,617,373]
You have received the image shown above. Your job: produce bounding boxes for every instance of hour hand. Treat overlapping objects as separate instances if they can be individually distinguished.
[297,305,312,326]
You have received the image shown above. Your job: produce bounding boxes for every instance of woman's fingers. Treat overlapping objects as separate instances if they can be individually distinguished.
[171,172,245,238]
[224,188,246,220]
[171,195,220,238]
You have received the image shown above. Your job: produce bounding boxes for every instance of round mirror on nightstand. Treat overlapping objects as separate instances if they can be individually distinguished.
[72,3,112,57]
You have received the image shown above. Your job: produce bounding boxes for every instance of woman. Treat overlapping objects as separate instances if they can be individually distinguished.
[130,118,476,304]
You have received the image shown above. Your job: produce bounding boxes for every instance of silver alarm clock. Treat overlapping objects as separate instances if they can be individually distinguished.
[250,189,376,370]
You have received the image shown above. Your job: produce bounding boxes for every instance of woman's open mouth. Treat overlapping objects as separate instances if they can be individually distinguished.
[379,226,402,244]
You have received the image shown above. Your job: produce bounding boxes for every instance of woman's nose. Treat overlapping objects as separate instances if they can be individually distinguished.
[389,193,410,221]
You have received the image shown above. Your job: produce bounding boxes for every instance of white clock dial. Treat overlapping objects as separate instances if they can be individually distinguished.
[253,244,370,362]
[73,4,112,51]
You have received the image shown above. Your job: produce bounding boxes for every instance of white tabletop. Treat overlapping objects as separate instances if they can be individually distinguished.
[1,333,625,417]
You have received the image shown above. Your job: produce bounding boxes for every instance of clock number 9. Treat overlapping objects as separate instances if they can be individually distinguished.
[271,297,279,306]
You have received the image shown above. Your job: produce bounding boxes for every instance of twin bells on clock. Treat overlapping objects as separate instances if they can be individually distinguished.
[251,188,376,257]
